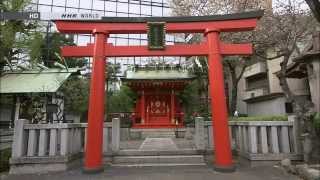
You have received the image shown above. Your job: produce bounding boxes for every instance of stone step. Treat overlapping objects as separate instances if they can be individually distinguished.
[112,149,202,156]
[141,131,176,138]
[110,163,206,167]
[130,128,186,132]
[112,155,205,164]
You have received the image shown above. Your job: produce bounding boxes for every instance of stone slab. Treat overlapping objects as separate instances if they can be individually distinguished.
[139,138,178,151]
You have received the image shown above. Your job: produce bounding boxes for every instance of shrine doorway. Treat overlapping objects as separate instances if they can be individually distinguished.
[146,94,170,125]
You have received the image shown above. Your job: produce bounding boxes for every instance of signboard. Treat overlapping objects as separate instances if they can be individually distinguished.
[42,13,102,20]
[147,22,166,50]
[0,12,40,20]
[0,12,102,21]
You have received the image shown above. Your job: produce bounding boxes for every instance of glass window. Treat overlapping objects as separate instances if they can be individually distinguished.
[128,13,141,17]
[52,0,66,6]
[66,7,78,12]
[117,34,128,39]
[38,0,52,5]
[38,5,51,13]
[117,2,128,13]
[141,5,151,15]
[141,34,147,40]
[152,6,162,16]
[66,0,79,8]
[79,0,91,9]
[78,9,91,13]
[77,35,90,46]
[92,10,104,16]
[140,40,147,45]
[129,4,140,14]
[116,38,128,46]
[92,0,104,10]
[105,11,116,16]
[129,34,140,39]
[163,7,171,16]
[116,12,128,17]
[105,1,116,12]
[107,37,116,45]
[52,6,66,12]
[129,39,140,46]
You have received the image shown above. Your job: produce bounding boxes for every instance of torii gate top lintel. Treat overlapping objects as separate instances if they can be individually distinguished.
[56,11,263,58]
[55,10,263,34]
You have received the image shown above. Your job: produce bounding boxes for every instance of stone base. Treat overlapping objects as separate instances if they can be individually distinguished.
[213,164,236,173]
[9,154,82,174]
[82,166,104,174]
[9,158,82,174]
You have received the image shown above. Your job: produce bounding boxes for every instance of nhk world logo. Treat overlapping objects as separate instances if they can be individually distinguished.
[0,12,102,21]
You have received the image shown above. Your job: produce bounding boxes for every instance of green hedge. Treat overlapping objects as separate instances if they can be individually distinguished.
[0,148,11,172]
[229,115,288,121]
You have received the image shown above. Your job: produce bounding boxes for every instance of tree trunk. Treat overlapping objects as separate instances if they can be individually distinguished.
[230,86,238,115]
[227,61,246,115]
[278,53,318,162]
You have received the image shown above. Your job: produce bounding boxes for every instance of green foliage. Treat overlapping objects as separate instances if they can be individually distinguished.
[178,80,208,124]
[0,0,37,70]
[229,115,288,121]
[28,32,44,67]
[60,76,90,114]
[106,85,137,113]
[39,32,86,68]
[312,112,320,129]
[0,148,11,172]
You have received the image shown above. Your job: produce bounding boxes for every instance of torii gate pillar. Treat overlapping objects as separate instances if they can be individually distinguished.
[206,29,234,171]
[84,30,108,173]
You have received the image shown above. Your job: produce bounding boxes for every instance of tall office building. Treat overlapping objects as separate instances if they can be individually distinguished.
[26,0,184,69]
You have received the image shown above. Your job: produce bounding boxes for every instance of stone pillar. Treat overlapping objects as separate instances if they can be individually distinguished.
[308,60,320,112]
[195,117,205,150]
[49,129,58,156]
[14,96,21,122]
[12,119,27,158]
[60,128,69,156]
[103,125,109,153]
[112,118,120,152]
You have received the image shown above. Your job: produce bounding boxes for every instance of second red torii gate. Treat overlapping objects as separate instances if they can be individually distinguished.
[54,10,263,173]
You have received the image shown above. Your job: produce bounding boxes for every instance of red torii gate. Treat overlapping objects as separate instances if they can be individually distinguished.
[55,10,263,173]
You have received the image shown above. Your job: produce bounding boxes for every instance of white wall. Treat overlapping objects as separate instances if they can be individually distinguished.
[247,96,286,116]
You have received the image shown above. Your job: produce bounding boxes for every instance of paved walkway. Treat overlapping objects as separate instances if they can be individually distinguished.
[1,165,301,180]
[139,138,178,150]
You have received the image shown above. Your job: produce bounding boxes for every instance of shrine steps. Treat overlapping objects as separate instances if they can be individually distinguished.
[112,149,202,156]
[107,149,206,167]
[130,128,186,138]
[132,124,184,129]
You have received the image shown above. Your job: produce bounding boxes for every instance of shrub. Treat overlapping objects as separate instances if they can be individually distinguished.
[229,115,288,121]
[0,148,11,172]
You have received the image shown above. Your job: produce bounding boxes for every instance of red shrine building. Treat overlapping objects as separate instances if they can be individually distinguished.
[122,66,194,128]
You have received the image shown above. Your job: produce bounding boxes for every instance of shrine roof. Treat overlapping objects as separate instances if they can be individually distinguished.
[0,68,79,94]
[122,68,195,81]
[55,10,264,23]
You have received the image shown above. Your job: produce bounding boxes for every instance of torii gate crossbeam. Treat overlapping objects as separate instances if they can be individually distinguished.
[55,10,263,173]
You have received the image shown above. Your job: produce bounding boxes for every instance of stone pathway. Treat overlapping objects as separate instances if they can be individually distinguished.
[1,165,301,180]
[139,138,178,150]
